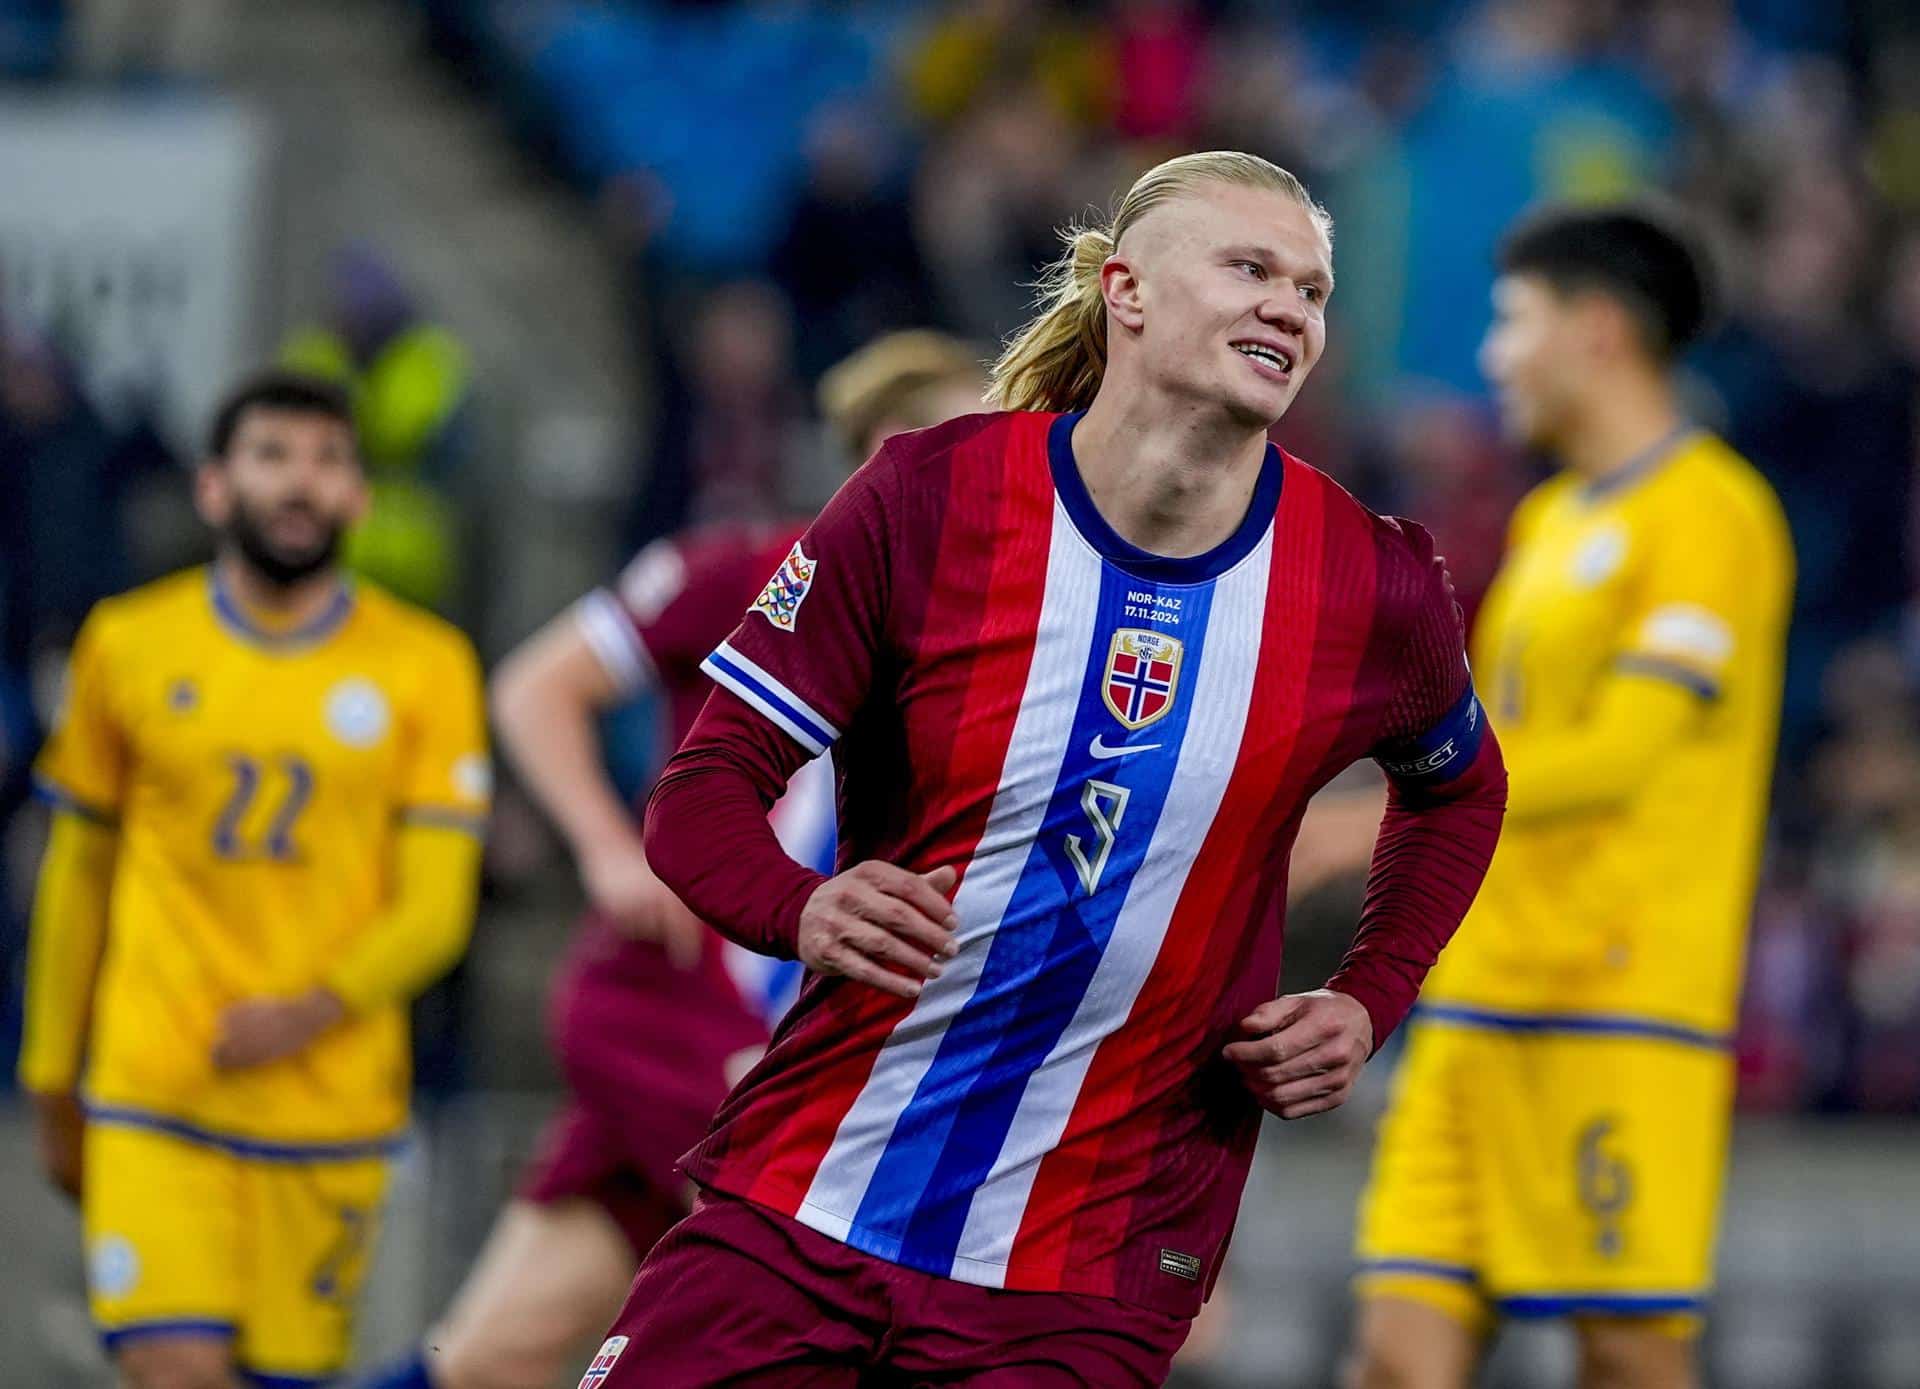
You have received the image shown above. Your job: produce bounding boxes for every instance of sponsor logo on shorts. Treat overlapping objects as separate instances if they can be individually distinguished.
[578,1335,629,1387]
[1158,1248,1203,1282]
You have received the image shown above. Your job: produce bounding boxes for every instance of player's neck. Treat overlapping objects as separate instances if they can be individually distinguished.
[1560,374,1685,486]
[1071,389,1270,559]
[215,553,348,631]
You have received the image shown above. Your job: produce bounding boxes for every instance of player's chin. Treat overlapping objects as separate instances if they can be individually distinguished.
[1222,381,1295,431]
[265,537,339,574]
[1497,400,1548,451]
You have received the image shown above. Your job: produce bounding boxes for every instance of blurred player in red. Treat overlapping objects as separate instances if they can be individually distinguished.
[354,332,983,1389]
[580,150,1505,1388]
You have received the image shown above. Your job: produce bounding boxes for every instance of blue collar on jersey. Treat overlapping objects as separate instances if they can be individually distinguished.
[1048,411,1285,584]
[1581,424,1698,501]
[208,565,356,649]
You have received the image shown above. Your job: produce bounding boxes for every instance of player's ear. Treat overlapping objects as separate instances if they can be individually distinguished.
[193,458,232,528]
[1101,255,1145,334]
[1572,290,1626,363]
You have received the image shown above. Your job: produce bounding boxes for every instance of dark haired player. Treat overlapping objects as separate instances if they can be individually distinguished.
[1349,205,1793,1389]
[20,371,489,1389]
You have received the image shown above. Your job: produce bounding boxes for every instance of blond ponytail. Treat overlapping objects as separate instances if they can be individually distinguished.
[985,225,1115,414]
[987,151,1331,415]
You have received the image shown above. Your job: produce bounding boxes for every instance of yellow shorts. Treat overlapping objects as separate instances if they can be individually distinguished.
[1354,1007,1733,1335]
[83,1110,395,1384]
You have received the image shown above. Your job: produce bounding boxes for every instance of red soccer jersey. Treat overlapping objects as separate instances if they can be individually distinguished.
[648,411,1504,1313]
[578,521,809,751]
[568,521,832,1013]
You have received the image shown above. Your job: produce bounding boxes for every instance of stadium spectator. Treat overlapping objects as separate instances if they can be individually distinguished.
[282,245,472,609]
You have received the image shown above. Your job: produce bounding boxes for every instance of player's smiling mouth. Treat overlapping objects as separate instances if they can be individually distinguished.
[1232,341,1294,378]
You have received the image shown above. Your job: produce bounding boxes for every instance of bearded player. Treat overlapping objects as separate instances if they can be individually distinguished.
[1349,205,1792,1389]
[20,371,489,1389]
[578,150,1507,1387]
[354,331,985,1389]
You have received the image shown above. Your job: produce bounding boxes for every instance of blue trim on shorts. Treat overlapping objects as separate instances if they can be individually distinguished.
[1359,1257,1478,1285]
[241,1372,332,1388]
[101,1319,236,1352]
[1412,1004,1729,1051]
[1498,1292,1705,1318]
[86,1103,409,1163]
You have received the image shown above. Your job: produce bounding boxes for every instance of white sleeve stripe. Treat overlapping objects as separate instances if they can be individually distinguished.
[707,641,840,739]
[574,590,655,696]
[1635,603,1734,666]
[702,642,839,755]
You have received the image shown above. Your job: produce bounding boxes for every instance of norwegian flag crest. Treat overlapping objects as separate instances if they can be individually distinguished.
[577,1335,629,1388]
[1102,628,1184,729]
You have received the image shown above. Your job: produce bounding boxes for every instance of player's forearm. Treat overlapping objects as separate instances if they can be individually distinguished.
[322,827,483,1012]
[1501,674,1697,824]
[490,655,641,859]
[1327,730,1506,1050]
[645,694,827,959]
[18,815,117,1094]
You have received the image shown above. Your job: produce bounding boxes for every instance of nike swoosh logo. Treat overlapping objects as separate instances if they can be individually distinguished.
[1090,735,1161,760]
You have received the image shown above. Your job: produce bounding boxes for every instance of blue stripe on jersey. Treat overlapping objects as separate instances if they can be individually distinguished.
[33,774,118,827]
[846,564,1218,1272]
[208,567,355,649]
[702,644,838,753]
[1615,654,1720,700]
[1375,680,1485,786]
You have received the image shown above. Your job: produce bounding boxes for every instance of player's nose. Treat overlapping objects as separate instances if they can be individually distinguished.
[1258,288,1308,334]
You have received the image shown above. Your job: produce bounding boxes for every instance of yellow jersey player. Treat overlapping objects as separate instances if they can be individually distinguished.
[1350,205,1792,1389]
[19,371,491,1389]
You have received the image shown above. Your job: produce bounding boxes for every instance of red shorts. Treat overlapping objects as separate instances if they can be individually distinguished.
[585,1189,1193,1387]
[519,922,769,1254]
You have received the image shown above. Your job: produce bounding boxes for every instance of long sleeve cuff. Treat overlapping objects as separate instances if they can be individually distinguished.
[1328,728,1506,1049]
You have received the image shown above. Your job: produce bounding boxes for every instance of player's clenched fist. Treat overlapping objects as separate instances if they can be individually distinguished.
[798,862,959,999]
[1224,988,1374,1120]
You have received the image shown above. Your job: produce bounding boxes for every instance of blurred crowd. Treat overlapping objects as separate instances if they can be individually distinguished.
[5,0,1920,1114]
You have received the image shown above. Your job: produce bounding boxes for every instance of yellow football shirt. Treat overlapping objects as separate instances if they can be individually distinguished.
[27,566,490,1146]
[1424,431,1792,1037]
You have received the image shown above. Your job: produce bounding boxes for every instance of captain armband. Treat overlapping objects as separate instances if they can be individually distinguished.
[1377,681,1487,787]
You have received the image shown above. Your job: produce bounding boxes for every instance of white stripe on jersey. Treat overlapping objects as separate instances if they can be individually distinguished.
[703,641,842,755]
[796,498,1101,1238]
[950,527,1273,1282]
[575,590,656,696]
